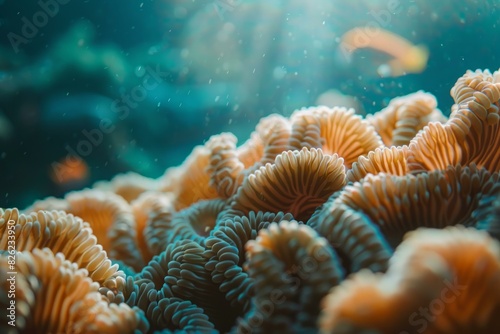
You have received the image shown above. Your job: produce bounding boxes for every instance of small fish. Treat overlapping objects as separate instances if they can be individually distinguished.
[339,27,429,77]
[50,156,90,187]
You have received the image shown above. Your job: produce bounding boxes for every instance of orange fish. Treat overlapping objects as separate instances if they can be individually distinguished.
[50,156,90,186]
[339,27,429,77]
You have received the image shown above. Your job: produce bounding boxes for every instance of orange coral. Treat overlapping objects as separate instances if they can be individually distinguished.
[2,248,146,334]
[65,189,144,271]
[336,165,500,247]
[93,172,158,203]
[319,227,500,333]
[158,145,219,210]
[206,115,292,199]
[288,106,383,168]
[409,69,500,172]
[206,132,246,198]
[367,91,445,147]
[347,146,410,182]
[130,191,174,263]
[229,147,347,221]
[0,208,124,291]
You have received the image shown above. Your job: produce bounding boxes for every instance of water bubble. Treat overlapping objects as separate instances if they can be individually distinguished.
[135,66,146,77]
[273,67,287,80]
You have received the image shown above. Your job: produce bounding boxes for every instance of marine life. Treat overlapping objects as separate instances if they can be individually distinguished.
[319,226,500,334]
[340,27,429,77]
[1,1,500,333]
[2,68,500,333]
[49,155,90,188]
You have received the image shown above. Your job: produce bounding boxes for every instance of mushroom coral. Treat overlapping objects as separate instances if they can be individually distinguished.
[65,189,145,271]
[366,91,446,147]
[158,198,226,246]
[204,211,295,312]
[22,189,144,271]
[288,106,383,168]
[117,242,219,333]
[130,191,174,263]
[319,227,500,334]
[6,67,500,333]
[308,200,393,273]
[158,145,219,210]
[334,164,500,248]
[206,115,291,199]
[206,133,247,199]
[228,147,347,222]
[474,189,500,239]
[239,220,344,333]
[93,172,158,203]
[0,248,147,334]
[347,145,410,182]
[409,69,500,172]
[0,208,124,292]
[141,193,177,256]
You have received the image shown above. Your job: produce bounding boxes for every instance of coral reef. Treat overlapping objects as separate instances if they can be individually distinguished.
[2,68,500,333]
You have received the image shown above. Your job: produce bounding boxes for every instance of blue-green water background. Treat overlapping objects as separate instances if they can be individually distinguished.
[0,0,498,208]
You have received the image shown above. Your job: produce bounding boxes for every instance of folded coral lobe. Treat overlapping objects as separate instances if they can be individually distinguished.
[229,147,347,222]
[319,227,500,334]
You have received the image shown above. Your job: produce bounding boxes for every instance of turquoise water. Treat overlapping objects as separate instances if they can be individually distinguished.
[0,0,498,207]
[1,1,500,334]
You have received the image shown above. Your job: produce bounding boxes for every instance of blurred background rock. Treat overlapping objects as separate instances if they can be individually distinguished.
[0,0,498,207]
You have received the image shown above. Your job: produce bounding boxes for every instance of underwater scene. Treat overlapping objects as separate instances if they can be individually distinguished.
[1,0,500,333]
